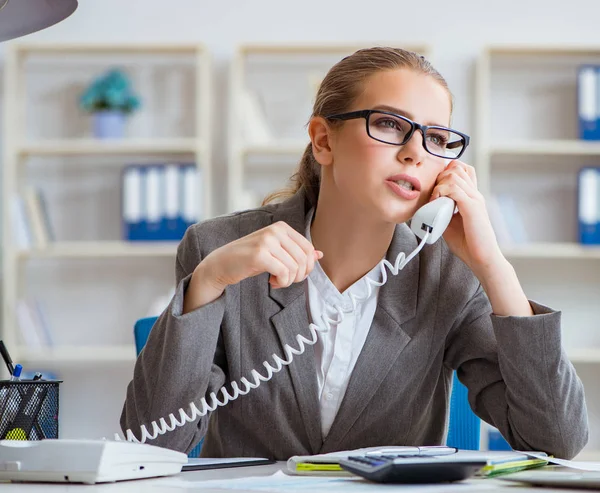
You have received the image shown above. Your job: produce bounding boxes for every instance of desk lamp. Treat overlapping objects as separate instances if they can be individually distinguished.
[0,0,77,42]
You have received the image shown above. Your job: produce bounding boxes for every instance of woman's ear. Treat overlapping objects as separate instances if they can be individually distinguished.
[308,116,334,167]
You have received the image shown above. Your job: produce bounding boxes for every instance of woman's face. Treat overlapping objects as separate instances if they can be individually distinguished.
[326,68,453,225]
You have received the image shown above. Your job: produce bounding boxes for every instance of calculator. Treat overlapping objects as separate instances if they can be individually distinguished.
[338,455,488,484]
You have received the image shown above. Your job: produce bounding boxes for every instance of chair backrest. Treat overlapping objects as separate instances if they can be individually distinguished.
[133,317,480,453]
[133,316,158,355]
[447,372,480,450]
[133,316,203,458]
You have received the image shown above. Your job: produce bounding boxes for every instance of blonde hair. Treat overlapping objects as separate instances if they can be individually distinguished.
[262,46,453,207]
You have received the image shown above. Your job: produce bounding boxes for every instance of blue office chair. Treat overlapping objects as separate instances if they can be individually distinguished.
[133,316,203,458]
[447,372,480,450]
[134,316,480,454]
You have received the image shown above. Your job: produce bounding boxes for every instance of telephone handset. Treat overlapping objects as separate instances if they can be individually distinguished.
[410,196,455,245]
[118,196,456,444]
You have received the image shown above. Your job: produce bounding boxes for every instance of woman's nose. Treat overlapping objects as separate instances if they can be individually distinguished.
[396,131,427,166]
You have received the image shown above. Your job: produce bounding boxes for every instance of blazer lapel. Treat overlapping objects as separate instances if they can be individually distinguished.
[267,190,323,453]
[320,223,421,451]
[269,293,323,453]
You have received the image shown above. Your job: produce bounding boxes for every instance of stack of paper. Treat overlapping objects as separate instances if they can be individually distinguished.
[286,447,548,478]
[453,451,548,478]
[288,446,440,476]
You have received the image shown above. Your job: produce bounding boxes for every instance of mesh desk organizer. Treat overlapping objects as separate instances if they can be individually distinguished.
[0,378,61,440]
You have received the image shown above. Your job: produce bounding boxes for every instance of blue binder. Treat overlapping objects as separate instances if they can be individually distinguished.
[180,164,200,237]
[121,163,200,242]
[160,164,188,240]
[142,165,161,241]
[122,165,144,241]
[578,65,600,140]
[578,167,600,244]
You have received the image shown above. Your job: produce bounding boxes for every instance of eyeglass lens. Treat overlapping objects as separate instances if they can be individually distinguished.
[367,112,464,158]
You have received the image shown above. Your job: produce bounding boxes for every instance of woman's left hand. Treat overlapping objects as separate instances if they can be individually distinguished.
[429,160,504,278]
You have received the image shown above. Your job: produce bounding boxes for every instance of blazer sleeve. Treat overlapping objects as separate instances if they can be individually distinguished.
[444,282,589,459]
[120,224,228,454]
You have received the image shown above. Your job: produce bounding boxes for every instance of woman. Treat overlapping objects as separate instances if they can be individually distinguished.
[121,47,588,460]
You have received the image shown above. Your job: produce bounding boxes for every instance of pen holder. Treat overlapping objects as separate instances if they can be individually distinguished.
[0,380,61,440]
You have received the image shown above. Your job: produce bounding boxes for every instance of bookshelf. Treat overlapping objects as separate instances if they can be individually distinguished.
[16,241,179,260]
[18,138,200,157]
[500,242,600,259]
[567,348,600,364]
[15,345,137,366]
[491,140,600,156]
[475,45,600,449]
[1,43,212,367]
[227,43,431,212]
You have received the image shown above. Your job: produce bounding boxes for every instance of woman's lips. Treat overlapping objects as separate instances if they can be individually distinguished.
[385,180,420,200]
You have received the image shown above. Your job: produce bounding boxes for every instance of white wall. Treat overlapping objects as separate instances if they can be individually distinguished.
[3,0,600,448]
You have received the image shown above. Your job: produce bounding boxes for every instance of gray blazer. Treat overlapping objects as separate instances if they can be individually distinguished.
[121,189,588,459]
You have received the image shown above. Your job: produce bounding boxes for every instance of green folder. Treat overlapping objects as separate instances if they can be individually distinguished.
[479,457,549,477]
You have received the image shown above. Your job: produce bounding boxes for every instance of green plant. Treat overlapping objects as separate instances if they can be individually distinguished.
[79,68,141,114]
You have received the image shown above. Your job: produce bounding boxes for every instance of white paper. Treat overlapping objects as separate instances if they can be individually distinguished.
[524,452,600,472]
[159,470,495,492]
[288,445,455,466]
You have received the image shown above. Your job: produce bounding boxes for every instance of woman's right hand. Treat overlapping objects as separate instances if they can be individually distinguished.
[183,221,323,313]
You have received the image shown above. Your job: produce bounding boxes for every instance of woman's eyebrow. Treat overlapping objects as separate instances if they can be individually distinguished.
[373,104,446,127]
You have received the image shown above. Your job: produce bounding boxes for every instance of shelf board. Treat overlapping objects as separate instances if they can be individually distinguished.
[501,243,600,259]
[490,140,600,156]
[16,43,203,55]
[486,45,600,57]
[567,348,600,363]
[16,345,136,365]
[18,138,201,157]
[239,43,429,55]
[574,450,600,461]
[17,241,179,259]
[242,142,307,157]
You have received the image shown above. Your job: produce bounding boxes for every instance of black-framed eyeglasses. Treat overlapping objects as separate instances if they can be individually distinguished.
[325,109,470,160]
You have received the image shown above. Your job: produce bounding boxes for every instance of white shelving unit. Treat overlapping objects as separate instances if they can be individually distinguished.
[476,46,600,450]
[500,242,600,259]
[227,43,430,213]
[1,43,212,368]
[18,138,200,157]
[15,345,137,366]
[16,241,179,260]
[491,140,600,156]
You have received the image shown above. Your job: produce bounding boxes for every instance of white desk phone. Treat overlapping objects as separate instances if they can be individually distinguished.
[0,197,455,484]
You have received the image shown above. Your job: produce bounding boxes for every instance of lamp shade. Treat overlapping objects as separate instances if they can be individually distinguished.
[0,0,77,42]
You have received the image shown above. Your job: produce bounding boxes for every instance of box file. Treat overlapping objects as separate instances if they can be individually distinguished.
[122,163,200,242]
[578,167,600,245]
[578,65,600,140]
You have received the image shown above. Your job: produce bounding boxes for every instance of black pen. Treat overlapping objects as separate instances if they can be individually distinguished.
[0,340,14,375]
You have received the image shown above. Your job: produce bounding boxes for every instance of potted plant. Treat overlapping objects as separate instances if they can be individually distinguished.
[79,68,141,139]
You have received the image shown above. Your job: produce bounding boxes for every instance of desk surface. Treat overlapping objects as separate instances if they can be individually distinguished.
[0,461,591,493]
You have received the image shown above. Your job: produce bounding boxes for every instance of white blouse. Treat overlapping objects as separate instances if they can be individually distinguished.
[305,209,383,438]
